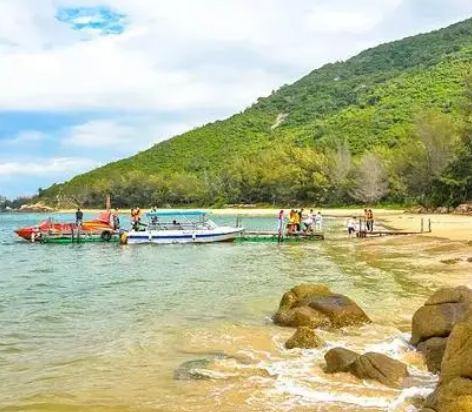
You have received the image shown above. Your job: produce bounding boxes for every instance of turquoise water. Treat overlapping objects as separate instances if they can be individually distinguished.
[0,213,446,412]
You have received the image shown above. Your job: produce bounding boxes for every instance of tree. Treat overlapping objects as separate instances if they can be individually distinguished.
[415,112,458,178]
[327,143,353,203]
[350,152,389,203]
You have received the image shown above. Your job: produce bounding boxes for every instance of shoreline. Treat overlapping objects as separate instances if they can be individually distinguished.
[55,207,405,217]
[7,206,472,242]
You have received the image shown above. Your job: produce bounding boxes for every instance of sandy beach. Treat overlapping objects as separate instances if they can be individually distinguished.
[382,213,472,242]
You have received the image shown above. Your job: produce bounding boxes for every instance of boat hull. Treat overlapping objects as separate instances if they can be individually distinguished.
[126,227,244,244]
[15,221,114,242]
[39,234,120,244]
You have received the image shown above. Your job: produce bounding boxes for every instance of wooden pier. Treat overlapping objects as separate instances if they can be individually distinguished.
[239,230,325,243]
[357,218,432,238]
[357,230,427,238]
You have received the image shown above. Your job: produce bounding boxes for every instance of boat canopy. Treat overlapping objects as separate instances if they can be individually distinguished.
[145,210,208,218]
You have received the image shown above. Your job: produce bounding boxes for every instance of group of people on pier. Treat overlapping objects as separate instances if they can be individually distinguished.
[346,209,375,237]
[277,209,323,235]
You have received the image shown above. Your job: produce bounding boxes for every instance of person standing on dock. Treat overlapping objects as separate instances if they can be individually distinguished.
[277,210,285,242]
[346,217,357,238]
[314,211,323,231]
[367,209,374,232]
[75,208,83,228]
[112,208,120,230]
[364,209,370,231]
[297,209,303,232]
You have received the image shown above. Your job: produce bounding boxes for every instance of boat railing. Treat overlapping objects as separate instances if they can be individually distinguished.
[148,222,210,231]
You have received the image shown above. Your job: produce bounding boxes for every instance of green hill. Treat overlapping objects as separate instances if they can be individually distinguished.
[42,18,472,207]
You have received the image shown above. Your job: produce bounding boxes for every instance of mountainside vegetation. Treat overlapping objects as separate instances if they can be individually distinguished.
[41,18,472,208]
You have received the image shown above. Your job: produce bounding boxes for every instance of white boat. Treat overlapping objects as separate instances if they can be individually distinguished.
[125,210,244,244]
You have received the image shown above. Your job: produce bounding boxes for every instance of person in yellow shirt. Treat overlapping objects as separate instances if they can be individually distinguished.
[294,209,301,232]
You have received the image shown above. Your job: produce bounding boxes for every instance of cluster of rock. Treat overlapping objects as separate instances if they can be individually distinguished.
[3,203,56,213]
[273,284,411,388]
[273,283,371,330]
[275,283,472,409]
[324,348,408,388]
[411,203,472,215]
[411,286,472,412]
[173,283,472,411]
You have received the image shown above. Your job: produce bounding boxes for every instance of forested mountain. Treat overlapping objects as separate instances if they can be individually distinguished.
[41,18,472,207]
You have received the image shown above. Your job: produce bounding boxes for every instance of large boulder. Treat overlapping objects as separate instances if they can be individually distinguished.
[422,311,472,411]
[411,287,472,347]
[274,284,371,329]
[285,327,325,350]
[417,337,448,374]
[425,286,472,306]
[324,347,359,373]
[440,317,472,384]
[411,303,468,345]
[424,377,472,412]
[348,352,409,388]
[411,287,472,374]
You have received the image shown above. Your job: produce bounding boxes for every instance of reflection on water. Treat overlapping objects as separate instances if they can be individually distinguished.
[0,213,471,411]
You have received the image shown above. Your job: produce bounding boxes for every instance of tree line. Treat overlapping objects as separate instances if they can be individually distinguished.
[39,106,466,209]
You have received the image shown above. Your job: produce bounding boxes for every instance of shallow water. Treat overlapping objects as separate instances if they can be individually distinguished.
[0,212,470,412]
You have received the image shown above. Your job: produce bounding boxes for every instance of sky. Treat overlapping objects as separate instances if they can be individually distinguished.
[1,0,472,198]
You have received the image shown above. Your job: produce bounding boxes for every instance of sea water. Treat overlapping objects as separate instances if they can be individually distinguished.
[0,212,454,412]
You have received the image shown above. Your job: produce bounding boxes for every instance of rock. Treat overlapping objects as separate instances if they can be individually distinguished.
[455,203,472,215]
[275,306,330,328]
[417,337,448,374]
[303,293,371,328]
[421,310,472,411]
[173,353,246,381]
[436,207,450,214]
[17,202,56,213]
[285,327,325,350]
[324,347,359,373]
[411,303,467,345]
[424,377,472,412]
[274,284,371,329]
[440,317,472,384]
[348,352,409,388]
[425,286,472,306]
[410,286,472,345]
[174,359,212,381]
[440,258,462,265]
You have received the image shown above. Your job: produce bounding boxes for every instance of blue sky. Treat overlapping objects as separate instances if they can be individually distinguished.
[1,0,472,198]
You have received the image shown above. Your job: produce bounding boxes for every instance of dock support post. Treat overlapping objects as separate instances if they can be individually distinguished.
[421,218,424,233]
[429,219,432,233]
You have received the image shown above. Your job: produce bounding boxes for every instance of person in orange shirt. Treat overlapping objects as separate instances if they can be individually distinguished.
[367,209,374,232]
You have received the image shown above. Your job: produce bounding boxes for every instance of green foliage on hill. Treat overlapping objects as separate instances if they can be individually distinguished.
[41,18,472,208]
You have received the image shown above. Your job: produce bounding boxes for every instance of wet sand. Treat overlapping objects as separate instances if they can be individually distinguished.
[382,213,472,242]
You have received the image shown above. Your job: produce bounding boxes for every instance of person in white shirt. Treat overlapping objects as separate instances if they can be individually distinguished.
[346,217,357,238]
[303,214,314,233]
[314,211,323,231]
[277,210,285,233]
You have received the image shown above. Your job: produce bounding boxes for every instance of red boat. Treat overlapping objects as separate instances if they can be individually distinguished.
[15,211,114,243]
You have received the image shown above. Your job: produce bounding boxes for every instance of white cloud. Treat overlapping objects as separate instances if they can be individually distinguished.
[1,130,46,145]
[62,120,141,148]
[1,0,472,198]
[0,157,98,177]
[0,0,420,113]
[61,118,199,151]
